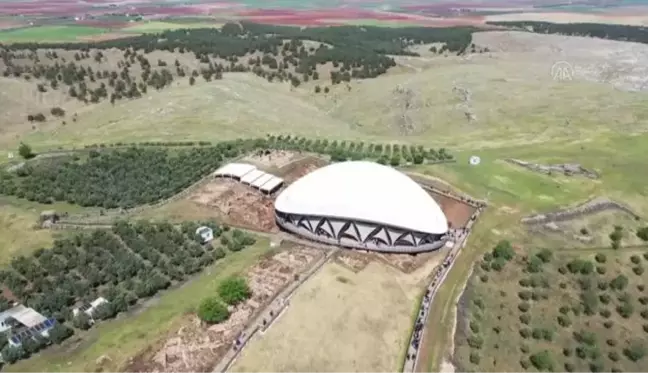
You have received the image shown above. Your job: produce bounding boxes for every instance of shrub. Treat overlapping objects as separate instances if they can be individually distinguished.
[563,347,572,356]
[197,297,230,324]
[597,266,606,275]
[218,276,252,306]
[639,284,646,292]
[532,328,543,340]
[519,278,531,287]
[473,298,484,309]
[520,328,531,339]
[469,351,480,364]
[642,297,648,305]
[637,227,648,241]
[558,266,567,275]
[467,335,484,349]
[492,240,515,261]
[521,344,530,354]
[480,274,488,283]
[536,248,552,263]
[565,362,575,372]
[559,306,570,315]
[600,294,611,304]
[490,259,505,272]
[557,314,571,327]
[48,323,74,344]
[607,339,617,347]
[595,253,606,263]
[609,351,620,361]
[542,328,553,341]
[580,227,589,235]
[519,291,532,301]
[576,346,587,359]
[590,361,604,372]
[493,326,501,334]
[483,252,493,262]
[643,324,648,333]
[480,261,490,271]
[600,308,611,318]
[519,302,530,312]
[18,142,35,159]
[526,256,544,273]
[73,312,92,330]
[616,302,634,318]
[530,350,554,371]
[520,359,530,369]
[610,275,629,291]
[469,320,480,333]
[520,314,531,324]
[598,281,608,290]
[1,345,26,364]
[559,282,567,289]
[631,255,641,264]
[633,266,644,275]
[603,320,614,329]
[641,309,648,319]
[574,330,597,346]
[623,341,647,362]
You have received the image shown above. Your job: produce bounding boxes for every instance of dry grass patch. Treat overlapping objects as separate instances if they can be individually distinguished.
[230,253,443,372]
[0,204,54,265]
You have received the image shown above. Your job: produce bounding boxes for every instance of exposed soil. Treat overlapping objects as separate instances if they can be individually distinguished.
[189,179,277,232]
[376,248,448,274]
[430,192,478,230]
[242,150,299,170]
[124,245,322,373]
[274,155,328,184]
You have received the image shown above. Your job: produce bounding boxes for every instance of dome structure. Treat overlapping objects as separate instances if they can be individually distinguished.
[274,161,449,253]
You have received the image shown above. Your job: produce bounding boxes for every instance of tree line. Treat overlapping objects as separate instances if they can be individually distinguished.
[0,220,257,364]
[2,136,452,209]
[488,21,648,45]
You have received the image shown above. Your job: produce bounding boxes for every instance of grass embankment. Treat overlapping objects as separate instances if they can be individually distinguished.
[7,237,270,372]
[418,133,648,371]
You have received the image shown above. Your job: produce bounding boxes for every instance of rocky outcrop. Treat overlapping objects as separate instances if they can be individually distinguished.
[506,158,599,179]
[522,197,640,225]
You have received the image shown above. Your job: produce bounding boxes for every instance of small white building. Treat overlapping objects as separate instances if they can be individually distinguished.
[72,297,109,319]
[196,226,214,243]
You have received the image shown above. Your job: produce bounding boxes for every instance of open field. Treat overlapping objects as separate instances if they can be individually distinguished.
[7,236,272,372]
[485,11,648,26]
[120,21,222,33]
[230,248,446,372]
[0,204,54,265]
[0,25,110,43]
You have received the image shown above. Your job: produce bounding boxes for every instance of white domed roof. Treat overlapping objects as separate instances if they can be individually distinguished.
[275,161,448,235]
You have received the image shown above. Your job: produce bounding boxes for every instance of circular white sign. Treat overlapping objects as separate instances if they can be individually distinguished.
[551,61,574,82]
[469,155,481,166]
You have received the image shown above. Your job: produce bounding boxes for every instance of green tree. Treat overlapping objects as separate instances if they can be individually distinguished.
[218,276,252,306]
[530,350,554,371]
[624,341,646,362]
[73,312,92,330]
[18,142,35,159]
[197,297,230,324]
[48,323,74,344]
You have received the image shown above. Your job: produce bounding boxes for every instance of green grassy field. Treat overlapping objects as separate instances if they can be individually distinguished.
[0,25,109,43]
[7,236,271,372]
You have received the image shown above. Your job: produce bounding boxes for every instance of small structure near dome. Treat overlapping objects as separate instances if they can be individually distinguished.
[196,226,214,244]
